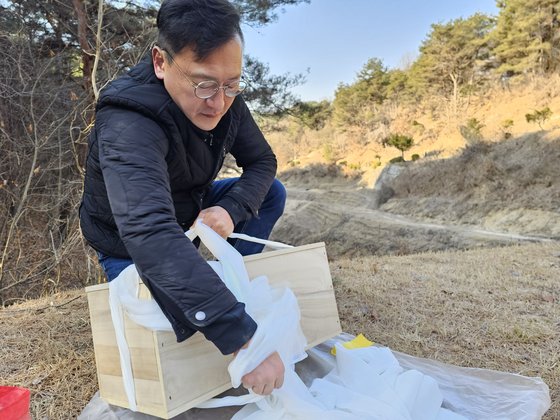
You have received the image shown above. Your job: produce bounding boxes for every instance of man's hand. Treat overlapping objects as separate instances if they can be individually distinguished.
[195,206,234,238]
[239,351,285,395]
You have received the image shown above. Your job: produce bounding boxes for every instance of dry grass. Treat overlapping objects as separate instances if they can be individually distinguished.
[0,243,558,418]
[0,291,96,418]
[333,242,560,419]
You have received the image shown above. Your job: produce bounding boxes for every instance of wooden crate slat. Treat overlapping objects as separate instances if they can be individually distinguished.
[85,242,341,419]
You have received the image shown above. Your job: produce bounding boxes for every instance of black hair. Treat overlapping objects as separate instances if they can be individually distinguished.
[157,0,244,60]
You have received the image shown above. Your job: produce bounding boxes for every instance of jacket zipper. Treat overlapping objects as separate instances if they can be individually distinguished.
[196,142,228,211]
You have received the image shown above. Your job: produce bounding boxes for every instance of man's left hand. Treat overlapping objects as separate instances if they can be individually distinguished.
[196,206,234,238]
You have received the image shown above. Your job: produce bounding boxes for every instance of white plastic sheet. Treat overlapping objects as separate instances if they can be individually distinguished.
[80,333,551,420]
[99,221,551,419]
[226,343,467,420]
[311,335,551,420]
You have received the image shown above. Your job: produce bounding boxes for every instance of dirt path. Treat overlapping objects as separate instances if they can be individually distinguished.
[273,185,555,257]
[361,208,552,243]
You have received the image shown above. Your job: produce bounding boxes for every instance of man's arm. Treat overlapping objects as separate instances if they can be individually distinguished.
[97,107,256,355]
[214,97,278,227]
[98,107,284,393]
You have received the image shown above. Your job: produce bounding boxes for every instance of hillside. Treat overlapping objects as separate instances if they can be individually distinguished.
[268,129,559,259]
[377,131,560,238]
[266,74,560,188]
[263,74,560,258]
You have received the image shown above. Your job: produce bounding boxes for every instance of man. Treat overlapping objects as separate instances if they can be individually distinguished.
[79,0,285,396]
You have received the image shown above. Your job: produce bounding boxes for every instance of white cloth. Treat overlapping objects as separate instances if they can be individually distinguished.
[229,344,466,420]
[109,221,466,419]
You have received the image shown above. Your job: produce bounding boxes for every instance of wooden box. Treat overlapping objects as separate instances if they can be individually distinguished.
[85,242,341,419]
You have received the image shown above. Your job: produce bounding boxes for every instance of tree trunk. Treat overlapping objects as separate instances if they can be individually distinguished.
[72,0,94,96]
[449,72,459,117]
[92,0,105,100]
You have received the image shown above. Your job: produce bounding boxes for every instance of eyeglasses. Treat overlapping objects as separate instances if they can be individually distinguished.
[163,49,247,99]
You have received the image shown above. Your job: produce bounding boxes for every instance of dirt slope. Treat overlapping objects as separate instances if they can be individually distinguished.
[271,130,560,258]
[377,131,560,239]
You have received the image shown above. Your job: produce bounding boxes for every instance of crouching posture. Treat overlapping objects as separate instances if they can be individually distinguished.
[80,0,285,395]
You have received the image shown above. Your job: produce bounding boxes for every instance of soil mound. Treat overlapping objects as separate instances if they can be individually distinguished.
[379,131,560,238]
[273,132,560,258]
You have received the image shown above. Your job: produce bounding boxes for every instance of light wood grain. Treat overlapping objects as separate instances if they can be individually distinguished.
[245,243,341,347]
[85,242,341,419]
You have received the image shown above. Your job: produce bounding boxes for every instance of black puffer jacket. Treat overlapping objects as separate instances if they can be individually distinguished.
[79,57,277,355]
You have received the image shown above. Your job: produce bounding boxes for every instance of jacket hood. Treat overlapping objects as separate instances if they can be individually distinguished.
[97,56,173,121]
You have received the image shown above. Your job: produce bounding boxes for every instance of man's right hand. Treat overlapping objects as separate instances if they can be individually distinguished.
[236,349,285,395]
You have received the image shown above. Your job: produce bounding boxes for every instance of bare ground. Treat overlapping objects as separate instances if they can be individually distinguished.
[273,183,553,258]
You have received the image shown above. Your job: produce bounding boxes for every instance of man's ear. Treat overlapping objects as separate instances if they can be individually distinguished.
[152,46,166,80]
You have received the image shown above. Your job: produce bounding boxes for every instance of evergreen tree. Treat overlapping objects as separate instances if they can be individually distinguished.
[385,69,411,103]
[236,0,310,25]
[332,58,390,128]
[1,0,308,104]
[242,56,306,114]
[382,134,414,159]
[289,100,332,130]
[491,0,560,74]
[409,13,495,103]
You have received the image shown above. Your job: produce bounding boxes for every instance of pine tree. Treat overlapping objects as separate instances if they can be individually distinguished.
[332,58,390,129]
[409,13,495,103]
[383,134,414,159]
[492,0,560,74]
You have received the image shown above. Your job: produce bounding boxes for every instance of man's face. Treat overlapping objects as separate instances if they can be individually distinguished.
[153,37,243,131]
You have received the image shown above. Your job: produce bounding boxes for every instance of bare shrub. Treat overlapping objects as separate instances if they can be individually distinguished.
[0,31,96,305]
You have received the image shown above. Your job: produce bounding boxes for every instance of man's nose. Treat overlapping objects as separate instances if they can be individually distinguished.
[207,88,226,110]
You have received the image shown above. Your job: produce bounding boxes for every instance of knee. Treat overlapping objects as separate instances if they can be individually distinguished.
[271,179,287,205]
[271,178,286,201]
[266,179,287,215]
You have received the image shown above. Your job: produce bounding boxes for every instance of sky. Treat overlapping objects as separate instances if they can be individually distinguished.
[242,0,499,102]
